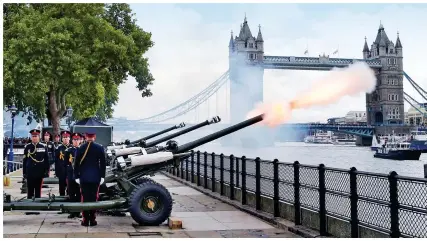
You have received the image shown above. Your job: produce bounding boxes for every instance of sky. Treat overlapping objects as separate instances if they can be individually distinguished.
[113,3,427,124]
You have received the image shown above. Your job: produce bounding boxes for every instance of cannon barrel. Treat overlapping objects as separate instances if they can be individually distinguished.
[144,116,221,148]
[127,122,186,147]
[175,114,264,153]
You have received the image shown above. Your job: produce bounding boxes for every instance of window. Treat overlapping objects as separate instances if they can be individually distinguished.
[249,43,254,48]
[388,58,397,65]
[388,79,398,85]
[388,94,399,101]
[248,53,257,60]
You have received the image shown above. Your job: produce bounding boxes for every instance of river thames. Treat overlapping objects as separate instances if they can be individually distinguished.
[199,142,427,178]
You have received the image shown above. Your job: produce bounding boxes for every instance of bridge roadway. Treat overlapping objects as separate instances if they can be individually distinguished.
[112,122,427,138]
[3,169,301,238]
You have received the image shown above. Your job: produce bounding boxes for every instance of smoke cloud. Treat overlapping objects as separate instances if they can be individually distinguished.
[248,62,377,127]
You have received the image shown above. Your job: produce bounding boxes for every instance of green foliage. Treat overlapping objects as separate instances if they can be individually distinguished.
[3,3,154,130]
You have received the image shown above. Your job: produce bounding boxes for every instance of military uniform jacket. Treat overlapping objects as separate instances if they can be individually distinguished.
[74,141,106,184]
[42,141,55,165]
[53,142,61,149]
[23,142,50,179]
[64,146,79,181]
[55,144,70,180]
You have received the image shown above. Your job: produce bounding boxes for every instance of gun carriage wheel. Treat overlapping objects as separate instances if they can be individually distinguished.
[132,177,157,185]
[128,182,173,226]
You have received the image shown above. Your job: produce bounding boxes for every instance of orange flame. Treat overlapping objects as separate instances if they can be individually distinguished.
[247,62,376,127]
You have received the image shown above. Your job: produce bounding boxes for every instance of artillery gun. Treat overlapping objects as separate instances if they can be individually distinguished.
[107,116,221,167]
[105,122,186,152]
[4,114,264,226]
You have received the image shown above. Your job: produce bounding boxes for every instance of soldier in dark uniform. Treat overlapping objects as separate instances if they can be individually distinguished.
[74,131,106,227]
[55,130,71,196]
[80,133,86,145]
[64,133,82,219]
[23,129,50,199]
[42,132,55,166]
[53,134,61,148]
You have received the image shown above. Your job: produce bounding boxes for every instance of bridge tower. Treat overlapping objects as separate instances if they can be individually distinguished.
[228,16,264,124]
[364,23,404,126]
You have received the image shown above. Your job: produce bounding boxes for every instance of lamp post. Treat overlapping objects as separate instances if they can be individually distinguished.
[66,106,73,130]
[7,105,18,172]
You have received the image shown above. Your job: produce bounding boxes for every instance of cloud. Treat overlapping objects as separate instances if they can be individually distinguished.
[113,3,427,124]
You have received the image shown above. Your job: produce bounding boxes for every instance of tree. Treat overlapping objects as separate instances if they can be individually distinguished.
[3,3,154,134]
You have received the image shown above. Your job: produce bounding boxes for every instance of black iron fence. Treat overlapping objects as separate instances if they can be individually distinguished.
[167,150,427,238]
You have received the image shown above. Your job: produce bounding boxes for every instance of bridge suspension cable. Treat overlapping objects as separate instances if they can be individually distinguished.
[137,71,229,123]
[404,71,427,102]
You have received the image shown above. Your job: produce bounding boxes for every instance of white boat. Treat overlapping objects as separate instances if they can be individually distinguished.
[333,138,356,146]
[304,131,333,144]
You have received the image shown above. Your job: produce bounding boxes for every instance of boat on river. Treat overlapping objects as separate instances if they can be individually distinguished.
[374,141,422,160]
[408,130,427,153]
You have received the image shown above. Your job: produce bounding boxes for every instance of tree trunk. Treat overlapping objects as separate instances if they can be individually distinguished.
[48,87,66,136]
[51,113,60,136]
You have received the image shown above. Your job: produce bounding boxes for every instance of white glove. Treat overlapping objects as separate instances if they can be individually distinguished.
[75,178,80,184]
[100,178,105,185]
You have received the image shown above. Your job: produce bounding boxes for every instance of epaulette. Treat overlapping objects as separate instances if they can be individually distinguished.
[39,142,47,147]
[24,143,30,148]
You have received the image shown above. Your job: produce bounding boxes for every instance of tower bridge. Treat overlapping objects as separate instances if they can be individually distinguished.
[117,16,426,142]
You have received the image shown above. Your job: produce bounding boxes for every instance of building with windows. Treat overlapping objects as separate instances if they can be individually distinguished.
[344,111,367,124]
[405,103,427,125]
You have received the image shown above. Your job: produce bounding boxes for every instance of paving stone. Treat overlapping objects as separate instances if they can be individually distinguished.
[180,216,229,231]
[161,231,190,238]
[217,229,265,238]
[185,230,224,238]
[222,221,273,230]
[35,233,67,238]
[3,213,46,234]
[168,186,203,196]
[206,211,263,223]
[128,232,163,238]
[171,211,210,218]
[261,228,303,238]
[67,232,130,238]
[38,217,87,234]
[3,234,36,238]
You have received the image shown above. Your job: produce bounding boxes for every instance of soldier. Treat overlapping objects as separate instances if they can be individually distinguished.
[64,133,82,219]
[53,134,61,148]
[74,131,106,227]
[80,133,86,145]
[23,129,50,200]
[42,132,55,167]
[55,130,71,196]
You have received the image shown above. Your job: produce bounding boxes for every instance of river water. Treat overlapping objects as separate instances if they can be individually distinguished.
[198,142,427,178]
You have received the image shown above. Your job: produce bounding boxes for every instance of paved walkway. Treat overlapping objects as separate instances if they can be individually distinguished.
[3,170,301,238]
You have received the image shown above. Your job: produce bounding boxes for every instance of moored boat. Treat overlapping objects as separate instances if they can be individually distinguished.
[374,142,422,160]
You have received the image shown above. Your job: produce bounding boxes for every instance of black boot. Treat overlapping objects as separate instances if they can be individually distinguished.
[89,211,97,226]
[89,219,98,226]
[81,220,89,227]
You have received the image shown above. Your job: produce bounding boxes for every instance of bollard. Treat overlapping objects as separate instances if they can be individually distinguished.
[424,164,427,178]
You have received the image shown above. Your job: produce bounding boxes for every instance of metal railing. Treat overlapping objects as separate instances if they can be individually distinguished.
[167,151,427,238]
